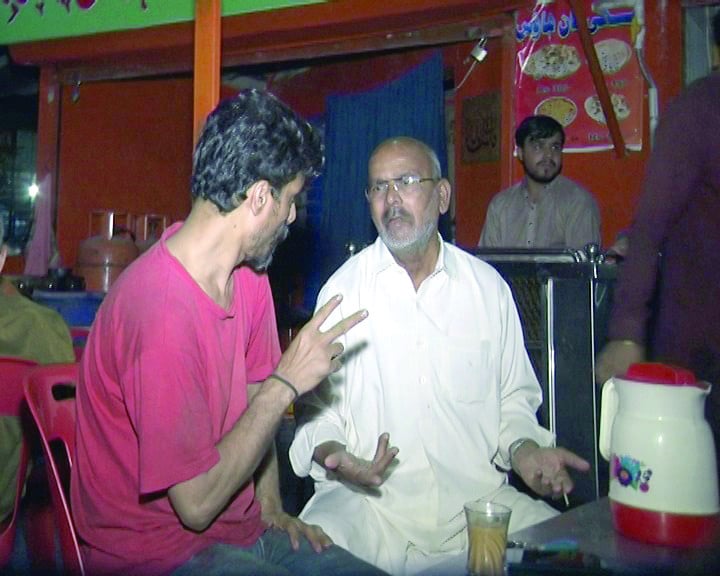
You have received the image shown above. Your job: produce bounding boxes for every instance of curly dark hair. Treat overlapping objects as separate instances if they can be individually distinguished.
[191,88,324,212]
[515,115,565,148]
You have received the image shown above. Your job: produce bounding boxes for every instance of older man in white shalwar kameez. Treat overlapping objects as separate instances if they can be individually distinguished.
[289,137,589,576]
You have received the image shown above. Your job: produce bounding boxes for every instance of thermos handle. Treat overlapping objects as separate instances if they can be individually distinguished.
[599,378,618,460]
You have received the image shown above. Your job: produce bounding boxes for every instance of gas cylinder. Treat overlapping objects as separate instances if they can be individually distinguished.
[74,211,139,293]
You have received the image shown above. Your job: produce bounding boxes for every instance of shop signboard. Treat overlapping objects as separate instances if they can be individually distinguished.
[515,0,644,152]
[0,0,325,45]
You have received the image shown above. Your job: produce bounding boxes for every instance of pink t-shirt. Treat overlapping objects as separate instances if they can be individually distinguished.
[71,223,281,575]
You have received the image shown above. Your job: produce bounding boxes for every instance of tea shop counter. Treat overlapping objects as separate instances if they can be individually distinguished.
[421,498,719,575]
[506,497,720,575]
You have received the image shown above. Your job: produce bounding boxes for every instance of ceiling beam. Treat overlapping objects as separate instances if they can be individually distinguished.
[10,0,523,84]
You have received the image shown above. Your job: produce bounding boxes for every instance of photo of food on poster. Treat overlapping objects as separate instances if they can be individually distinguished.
[515,0,644,152]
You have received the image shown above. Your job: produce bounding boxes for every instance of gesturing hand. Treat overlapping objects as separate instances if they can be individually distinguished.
[513,443,590,499]
[275,294,368,396]
[321,433,399,488]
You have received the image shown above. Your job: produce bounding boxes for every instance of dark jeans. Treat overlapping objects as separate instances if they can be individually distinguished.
[171,529,388,576]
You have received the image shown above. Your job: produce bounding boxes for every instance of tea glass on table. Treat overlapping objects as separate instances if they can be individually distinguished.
[464,500,512,576]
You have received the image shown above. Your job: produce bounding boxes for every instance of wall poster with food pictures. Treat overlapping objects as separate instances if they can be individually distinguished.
[515,0,643,152]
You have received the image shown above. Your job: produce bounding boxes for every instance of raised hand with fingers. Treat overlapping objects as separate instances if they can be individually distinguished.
[314,433,399,489]
[273,294,367,397]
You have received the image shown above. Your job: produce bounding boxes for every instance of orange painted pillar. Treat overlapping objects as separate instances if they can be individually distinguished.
[193,0,222,145]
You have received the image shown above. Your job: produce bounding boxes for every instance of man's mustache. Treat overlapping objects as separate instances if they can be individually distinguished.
[538,160,557,168]
[382,206,410,226]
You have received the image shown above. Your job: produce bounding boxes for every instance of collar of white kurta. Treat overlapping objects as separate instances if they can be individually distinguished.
[370,233,453,281]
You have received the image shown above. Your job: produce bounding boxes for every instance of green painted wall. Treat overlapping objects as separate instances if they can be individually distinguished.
[0,0,325,45]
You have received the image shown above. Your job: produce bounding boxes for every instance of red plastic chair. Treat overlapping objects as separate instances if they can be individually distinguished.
[0,356,37,567]
[23,363,85,576]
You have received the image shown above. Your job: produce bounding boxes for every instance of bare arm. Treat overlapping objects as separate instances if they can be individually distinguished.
[168,295,368,531]
[252,398,333,553]
[251,385,285,520]
[168,377,294,531]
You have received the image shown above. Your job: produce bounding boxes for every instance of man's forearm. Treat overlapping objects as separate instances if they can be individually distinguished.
[168,378,294,531]
[255,435,283,518]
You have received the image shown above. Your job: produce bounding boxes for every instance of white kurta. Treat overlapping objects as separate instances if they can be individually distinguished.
[289,237,556,575]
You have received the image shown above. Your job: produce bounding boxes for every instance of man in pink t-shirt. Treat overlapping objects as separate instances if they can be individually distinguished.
[71,89,383,576]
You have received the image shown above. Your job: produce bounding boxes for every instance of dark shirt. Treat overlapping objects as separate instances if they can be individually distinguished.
[608,73,720,381]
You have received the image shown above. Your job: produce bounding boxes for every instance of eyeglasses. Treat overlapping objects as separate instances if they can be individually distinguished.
[365,174,436,200]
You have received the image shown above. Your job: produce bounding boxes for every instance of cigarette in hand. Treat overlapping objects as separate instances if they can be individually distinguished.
[563,492,570,508]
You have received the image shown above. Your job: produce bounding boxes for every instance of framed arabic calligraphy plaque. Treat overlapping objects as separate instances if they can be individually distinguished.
[461,92,500,164]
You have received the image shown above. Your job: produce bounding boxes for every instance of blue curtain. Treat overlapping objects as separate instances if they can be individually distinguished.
[305,51,447,306]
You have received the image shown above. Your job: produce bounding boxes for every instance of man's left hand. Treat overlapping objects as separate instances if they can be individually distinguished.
[513,442,590,499]
[262,510,333,553]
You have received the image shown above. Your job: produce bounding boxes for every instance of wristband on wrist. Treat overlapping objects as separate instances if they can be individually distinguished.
[269,373,299,400]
